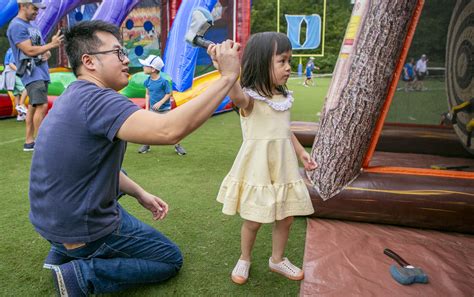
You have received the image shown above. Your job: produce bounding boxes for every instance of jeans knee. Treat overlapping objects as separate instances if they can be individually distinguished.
[173,247,184,272]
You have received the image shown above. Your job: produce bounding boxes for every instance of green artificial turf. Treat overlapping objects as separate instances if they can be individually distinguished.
[389,77,449,125]
[0,76,447,296]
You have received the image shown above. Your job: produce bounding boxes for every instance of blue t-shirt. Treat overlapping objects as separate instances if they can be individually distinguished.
[306,61,315,77]
[29,80,140,243]
[4,48,14,66]
[144,75,171,111]
[7,17,50,86]
[404,63,414,78]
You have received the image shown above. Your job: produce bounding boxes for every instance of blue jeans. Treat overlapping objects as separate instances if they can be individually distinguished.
[45,205,183,294]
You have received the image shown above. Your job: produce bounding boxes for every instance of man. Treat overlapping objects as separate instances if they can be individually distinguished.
[303,56,319,87]
[7,0,63,151]
[414,54,428,91]
[29,20,240,296]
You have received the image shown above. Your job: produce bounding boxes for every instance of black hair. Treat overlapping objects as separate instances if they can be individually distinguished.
[240,32,292,98]
[64,20,121,76]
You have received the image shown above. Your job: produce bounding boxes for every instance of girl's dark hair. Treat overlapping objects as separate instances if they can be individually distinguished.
[64,20,122,76]
[240,32,292,98]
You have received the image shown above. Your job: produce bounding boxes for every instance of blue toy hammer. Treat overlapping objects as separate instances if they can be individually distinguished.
[383,248,429,285]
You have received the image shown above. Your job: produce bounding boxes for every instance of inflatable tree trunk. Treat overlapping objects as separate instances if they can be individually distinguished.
[307,0,420,200]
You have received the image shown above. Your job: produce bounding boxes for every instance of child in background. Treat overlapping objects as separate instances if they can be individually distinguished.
[303,56,319,87]
[402,57,416,91]
[1,48,28,121]
[209,32,317,284]
[138,55,186,155]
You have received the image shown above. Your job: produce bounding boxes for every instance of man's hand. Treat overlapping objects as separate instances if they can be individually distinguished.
[50,30,64,48]
[137,192,169,221]
[42,51,51,61]
[208,40,241,81]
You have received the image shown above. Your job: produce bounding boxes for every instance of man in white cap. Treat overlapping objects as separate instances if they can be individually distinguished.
[415,54,428,91]
[137,54,187,155]
[7,0,63,151]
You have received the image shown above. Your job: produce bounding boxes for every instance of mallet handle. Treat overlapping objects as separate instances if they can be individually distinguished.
[194,36,214,49]
[384,249,410,267]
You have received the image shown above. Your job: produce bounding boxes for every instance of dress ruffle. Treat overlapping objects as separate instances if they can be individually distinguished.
[217,175,314,223]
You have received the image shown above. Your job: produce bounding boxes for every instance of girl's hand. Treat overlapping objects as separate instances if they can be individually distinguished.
[300,151,317,171]
[137,192,169,221]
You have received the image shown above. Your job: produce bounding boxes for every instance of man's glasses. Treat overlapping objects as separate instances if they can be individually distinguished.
[86,48,129,62]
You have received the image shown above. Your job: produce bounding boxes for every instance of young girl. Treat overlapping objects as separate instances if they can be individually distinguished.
[209,32,317,284]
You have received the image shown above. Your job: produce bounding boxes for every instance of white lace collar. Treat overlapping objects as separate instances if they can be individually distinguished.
[243,88,294,111]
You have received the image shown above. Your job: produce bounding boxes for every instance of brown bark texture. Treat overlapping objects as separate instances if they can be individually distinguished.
[308,0,418,200]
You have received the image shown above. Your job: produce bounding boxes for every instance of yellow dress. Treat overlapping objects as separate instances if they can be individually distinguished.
[217,89,314,223]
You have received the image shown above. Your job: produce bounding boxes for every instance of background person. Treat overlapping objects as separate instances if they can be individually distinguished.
[414,54,428,91]
[1,47,28,121]
[6,0,63,151]
[137,55,187,155]
[402,57,416,91]
[303,56,319,87]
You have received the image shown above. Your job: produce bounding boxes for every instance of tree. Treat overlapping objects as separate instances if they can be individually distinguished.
[307,0,420,200]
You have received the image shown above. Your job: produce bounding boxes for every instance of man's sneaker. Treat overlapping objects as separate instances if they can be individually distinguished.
[138,145,150,154]
[15,104,28,114]
[23,142,35,152]
[269,257,304,281]
[174,144,186,156]
[51,263,86,297]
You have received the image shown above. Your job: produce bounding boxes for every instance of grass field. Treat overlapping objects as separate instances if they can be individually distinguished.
[0,76,447,296]
[389,77,448,124]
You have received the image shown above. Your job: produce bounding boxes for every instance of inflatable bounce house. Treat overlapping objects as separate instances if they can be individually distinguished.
[292,0,473,295]
[0,0,251,118]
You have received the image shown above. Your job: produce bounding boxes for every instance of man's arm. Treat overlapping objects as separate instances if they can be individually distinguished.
[117,40,241,145]
[119,171,168,220]
[16,30,63,57]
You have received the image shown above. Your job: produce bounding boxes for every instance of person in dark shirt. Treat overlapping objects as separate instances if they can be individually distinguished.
[402,57,416,91]
[29,20,241,296]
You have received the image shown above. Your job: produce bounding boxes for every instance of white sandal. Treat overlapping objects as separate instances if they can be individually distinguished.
[269,257,304,280]
[231,259,251,284]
